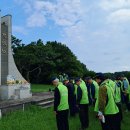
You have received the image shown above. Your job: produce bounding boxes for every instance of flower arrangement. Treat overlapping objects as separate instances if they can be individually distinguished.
[7,80,16,85]
[6,75,29,86]
[7,75,15,85]
[15,80,22,84]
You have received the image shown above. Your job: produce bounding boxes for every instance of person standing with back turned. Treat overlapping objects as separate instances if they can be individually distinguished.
[94,73,121,130]
[52,77,69,130]
[75,78,89,130]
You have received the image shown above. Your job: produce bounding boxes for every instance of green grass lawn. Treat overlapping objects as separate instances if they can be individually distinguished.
[31,84,54,93]
[0,105,130,130]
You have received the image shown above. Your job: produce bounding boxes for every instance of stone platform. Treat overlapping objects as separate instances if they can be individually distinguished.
[0,92,54,116]
[0,84,32,100]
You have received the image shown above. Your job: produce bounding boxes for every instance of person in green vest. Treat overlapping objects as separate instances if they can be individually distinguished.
[63,78,77,117]
[86,77,99,105]
[52,77,69,130]
[104,77,123,121]
[120,74,130,111]
[94,73,121,130]
[75,78,89,130]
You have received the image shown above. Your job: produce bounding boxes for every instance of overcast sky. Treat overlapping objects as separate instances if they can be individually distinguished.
[1,0,130,73]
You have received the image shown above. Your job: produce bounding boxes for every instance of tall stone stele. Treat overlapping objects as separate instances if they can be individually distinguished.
[0,13,32,100]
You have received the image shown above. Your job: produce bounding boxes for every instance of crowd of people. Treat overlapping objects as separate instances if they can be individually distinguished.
[51,73,130,130]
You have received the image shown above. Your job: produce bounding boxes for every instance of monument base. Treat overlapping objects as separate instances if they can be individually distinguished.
[0,84,32,100]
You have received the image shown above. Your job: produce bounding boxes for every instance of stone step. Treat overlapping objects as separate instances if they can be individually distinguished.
[38,101,54,109]
[38,100,54,106]
[42,103,53,109]
[31,96,54,105]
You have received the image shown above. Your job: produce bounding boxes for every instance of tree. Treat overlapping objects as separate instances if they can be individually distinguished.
[12,36,92,83]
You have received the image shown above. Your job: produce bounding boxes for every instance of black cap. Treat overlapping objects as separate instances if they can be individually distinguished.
[51,77,58,82]
[75,77,81,83]
[84,77,92,81]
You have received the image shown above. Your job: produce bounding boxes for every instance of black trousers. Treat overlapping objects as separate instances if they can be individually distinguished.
[79,104,89,129]
[116,103,123,121]
[101,113,121,130]
[124,94,130,111]
[69,103,76,117]
[56,110,69,130]
[69,97,77,117]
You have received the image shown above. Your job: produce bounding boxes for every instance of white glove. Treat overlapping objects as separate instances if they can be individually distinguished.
[98,111,105,123]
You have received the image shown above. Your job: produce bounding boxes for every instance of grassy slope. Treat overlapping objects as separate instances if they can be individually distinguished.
[0,105,129,130]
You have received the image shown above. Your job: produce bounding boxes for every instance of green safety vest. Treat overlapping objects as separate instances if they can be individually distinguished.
[79,80,89,104]
[92,80,99,99]
[57,83,69,111]
[106,79,116,91]
[104,79,117,98]
[95,79,119,115]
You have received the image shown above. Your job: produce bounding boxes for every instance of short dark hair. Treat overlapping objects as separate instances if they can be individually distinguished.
[75,77,81,83]
[94,73,105,80]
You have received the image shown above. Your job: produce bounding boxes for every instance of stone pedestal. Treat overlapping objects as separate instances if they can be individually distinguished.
[0,84,32,100]
[15,88,32,99]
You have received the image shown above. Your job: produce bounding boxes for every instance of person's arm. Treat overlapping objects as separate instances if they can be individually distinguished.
[69,83,75,96]
[71,84,75,97]
[118,82,122,88]
[98,86,107,114]
[54,87,60,112]
[77,86,82,104]
[91,84,95,99]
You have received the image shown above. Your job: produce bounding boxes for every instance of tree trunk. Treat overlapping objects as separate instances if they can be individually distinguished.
[26,71,30,83]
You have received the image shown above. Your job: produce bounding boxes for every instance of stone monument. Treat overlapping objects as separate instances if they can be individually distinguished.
[0,13,32,100]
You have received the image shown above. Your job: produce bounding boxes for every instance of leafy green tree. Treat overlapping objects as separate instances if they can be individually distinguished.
[12,36,92,83]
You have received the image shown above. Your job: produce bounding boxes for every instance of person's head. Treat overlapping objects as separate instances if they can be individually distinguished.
[69,77,74,84]
[75,78,81,86]
[95,73,105,84]
[85,77,93,84]
[63,79,69,85]
[120,74,125,81]
[51,77,59,87]
[115,75,121,81]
